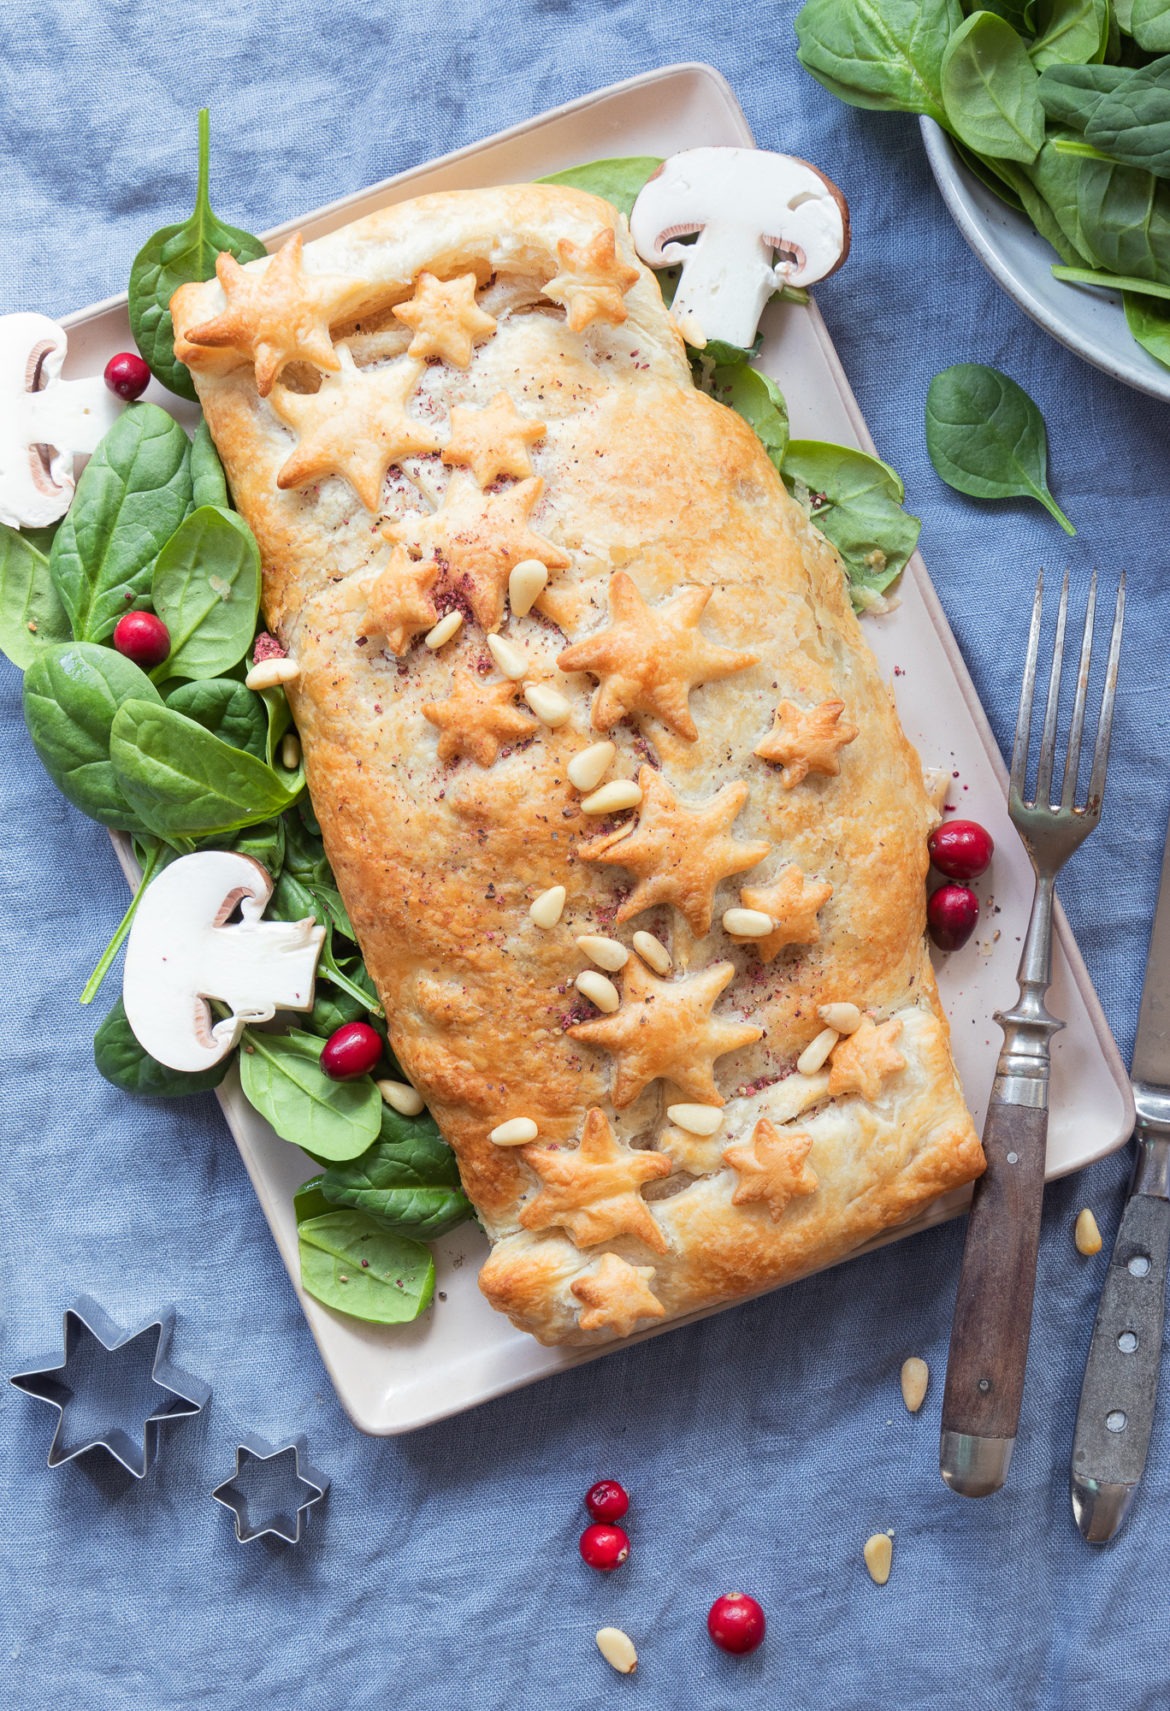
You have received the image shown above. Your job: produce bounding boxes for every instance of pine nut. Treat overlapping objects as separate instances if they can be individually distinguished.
[576,934,628,971]
[819,1001,862,1035]
[425,610,463,649]
[864,1534,892,1585]
[523,683,572,727]
[581,779,642,815]
[576,970,620,1012]
[245,656,299,691]
[900,1357,929,1413]
[723,907,774,938]
[509,558,549,616]
[280,732,301,770]
[486,633,527,680]
[377,1078,425,1117]
[632,931,671,975]
[595,1628,637,1675]
[529,885,566,928]
[666,1103,723,1137]
[1075,1208,1102,1256]
[567,740,616,792]
[489,1117,538,1146]
[797,1026,839,1076]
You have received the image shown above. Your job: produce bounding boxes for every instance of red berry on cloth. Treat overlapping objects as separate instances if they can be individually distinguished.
[928,883,979,951]
[928,820,994,881]
[585,1479,629,1523]
[112,610,170,668]
[707,1592,766,1654]
[103,352,151,400]
[579,1523,630,1571]
[321,1022,382,1080]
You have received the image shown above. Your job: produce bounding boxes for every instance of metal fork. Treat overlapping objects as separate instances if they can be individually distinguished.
[940,568,1125,1498]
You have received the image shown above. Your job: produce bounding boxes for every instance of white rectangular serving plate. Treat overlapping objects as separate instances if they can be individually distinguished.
[62,63,1133,1434]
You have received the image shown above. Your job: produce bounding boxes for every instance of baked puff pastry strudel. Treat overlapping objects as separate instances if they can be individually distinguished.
[171,183,984,1347]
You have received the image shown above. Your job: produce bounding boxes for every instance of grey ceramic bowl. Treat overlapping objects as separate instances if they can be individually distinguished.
[920,116,1170,403]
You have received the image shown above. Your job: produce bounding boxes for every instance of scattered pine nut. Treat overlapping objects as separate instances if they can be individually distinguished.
[524,682,572,727]
[245,656,299,692]
[900,1357,929,1413]
[280,732,301,770]
[377,1078,425,1117]
[576,969,620,1013]
[1075,1208,1102,1256]
[529,885,566,929]
[581,779,642,815]
[864,1534,892,1585]
[819,1001,862,1035]
[567,740,616,792]
[425,610,463,649]
[576,934,628,972]
[666,1103,723,1137]
[595,1627,637,1675]
[486,633,527,680]
[632,931,671,975]
[723,906,774,938]
[490,1117,539,1146]
[509,558,549,617]
[797,1027,839,1077]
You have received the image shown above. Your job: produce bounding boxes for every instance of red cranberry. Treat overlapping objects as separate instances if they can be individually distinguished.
[321,1022,382,1080]
[578,1523,630,1571]
[112,610,170,669]
[104,351,151,401]
[928,819,994,882]
[928,883,979,952]
[585,1479,629,1523]
[707,1592,766,1655]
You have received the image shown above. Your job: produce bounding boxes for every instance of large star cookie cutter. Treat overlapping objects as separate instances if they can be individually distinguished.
[10,1295,210,1478]
[212,1434,330,1544]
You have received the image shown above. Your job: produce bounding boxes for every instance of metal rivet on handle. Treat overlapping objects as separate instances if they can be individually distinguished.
[1129,1255,1151,1278]
[1106,1410,1127,1433]
[1118,1331,1138,1353]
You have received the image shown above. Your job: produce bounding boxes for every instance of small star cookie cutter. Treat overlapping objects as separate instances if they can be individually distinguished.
[212,1434,329,1544]
[9,1295,210,1478]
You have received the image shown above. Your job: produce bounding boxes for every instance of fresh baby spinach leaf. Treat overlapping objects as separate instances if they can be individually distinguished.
[48,404,192,642]
[1078,57,1170,180]
[925,363,1075,533]
[151,505,261,680]
[1131,0,1170,52]
[23,643,161,829]
[1053,263,1170,297]
[321,1104,471,1239]
[0,525,71,670]
[1124,289,1170,364]
[1037,62,1127,132]
[795,0,963,128]
[166,676,268,758]
[95,994,229,1097]
[1071,156,1170,281]
[781,440,921,607]
[109,699,302,838]
[239,1028,381,1161]
[1028,0,1110,71]
[298,1211,435,1324]
[189,419,230,509]
[129,108,267,401]
[293,1175,333,1224]
[538,156,663,219]
[940,11,1046,163]
[707,365,789,470]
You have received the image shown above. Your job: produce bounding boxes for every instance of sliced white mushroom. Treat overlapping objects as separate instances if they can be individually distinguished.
[0,313,123,528]
[122,850,326,1072]
[630,147,850,350]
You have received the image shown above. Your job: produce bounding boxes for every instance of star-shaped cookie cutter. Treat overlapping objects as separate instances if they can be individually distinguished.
[212,1434,330,1544]
[9,1295,210,1478]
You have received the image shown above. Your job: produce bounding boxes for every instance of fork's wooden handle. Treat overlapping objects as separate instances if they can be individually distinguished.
[940,1097,1048,1496]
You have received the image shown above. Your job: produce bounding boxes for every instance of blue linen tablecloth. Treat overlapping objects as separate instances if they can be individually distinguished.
[4,4,1170,1707]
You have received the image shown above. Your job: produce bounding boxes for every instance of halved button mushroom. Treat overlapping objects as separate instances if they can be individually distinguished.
[630,147,850,350]
[0,312,124,528]
[122,850,326,1072]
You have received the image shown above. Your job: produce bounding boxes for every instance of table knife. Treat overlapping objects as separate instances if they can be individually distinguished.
[1070,813,1170,1542]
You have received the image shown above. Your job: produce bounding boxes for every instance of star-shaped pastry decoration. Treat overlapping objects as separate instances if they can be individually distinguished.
[571,1253,667,1338]
[519,1108,671,1251]
[544,229,640,332]
[558,573,756,741]
[738,864,834,963]
[385,473,568,630]
[362,547,438,654]
[441,392,546,488]
[184,232,362,397]
[422,669,537,766]
[754,697,859,788]
[569,957,762,1108]
[580,766,770,936]
[271,349,440,511]
[723,1118,819,1222]
[392,271,497,367]
[827,1017,907,1102]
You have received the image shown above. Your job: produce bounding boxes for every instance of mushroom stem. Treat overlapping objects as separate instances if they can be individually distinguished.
[668,226,780,352]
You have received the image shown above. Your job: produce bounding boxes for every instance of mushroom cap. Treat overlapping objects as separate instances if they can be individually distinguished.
[0,311,122,529]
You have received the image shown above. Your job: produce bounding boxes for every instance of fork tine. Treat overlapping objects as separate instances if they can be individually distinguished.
[1011,570,1045,801]
[1085,573,1125,814]
[1034,569,1070,809]
[1060,570,1097,811]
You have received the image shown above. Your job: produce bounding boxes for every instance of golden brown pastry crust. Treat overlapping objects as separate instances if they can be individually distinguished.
[171,183,983,1348]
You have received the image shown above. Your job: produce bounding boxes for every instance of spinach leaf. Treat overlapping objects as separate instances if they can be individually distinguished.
[538,156,663,219]
[1038,62,1127,131]
[293,1175,333,1224]
[940,11,1046,163]
[80,836,165,1005]
[166,676,268,758]
[1132,0,1170,51]
[109,698,302,838]
[283,808,334,885]
[1080,57,1170,179]
[794,0,963,128]
[781,440,921,607]
[306,980,371,1038]
[705,365,789,470]
[95,994,229,1097]
[48,404,192,642]
[239,1028,381,1160]
[1028,0,1110,70]
[1124,288,1170,363]
[269,866,379,1016]
[128,109,267,401]
[979,0,1039,28]
[321,1104,471,1239]
[0,525,71,670]
[260,685,292,768]
[924,363,1076,533]
[151,505,261,680]
[23,643,161,829]
[190,419,229,509]
[1072,156,1170,280]
[298,1211,435,1323]
[229,815,287,878]
[1054,263,1170,296]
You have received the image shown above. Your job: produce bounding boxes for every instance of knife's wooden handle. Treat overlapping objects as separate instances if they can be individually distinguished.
[942,1097,1048,1445]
